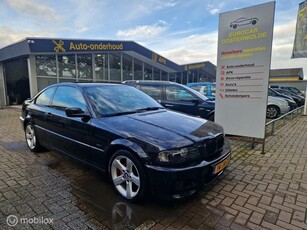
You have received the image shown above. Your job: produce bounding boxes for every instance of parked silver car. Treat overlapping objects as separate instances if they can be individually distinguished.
[267,96,290,119]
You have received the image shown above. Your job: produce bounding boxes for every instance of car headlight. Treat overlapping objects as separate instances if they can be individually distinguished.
[282,100,289,106]
[221,127,225,137]
[157,147,200,164]
[286,99,295,104]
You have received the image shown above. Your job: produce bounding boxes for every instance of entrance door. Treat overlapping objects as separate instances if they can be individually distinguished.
[4,58,30,105]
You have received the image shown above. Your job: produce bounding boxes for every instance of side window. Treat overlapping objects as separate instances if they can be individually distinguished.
[190,85,202,92]
[35,87,56,106]
[140,85,162,100]
[52,86,87,111]
[166,85,196,101]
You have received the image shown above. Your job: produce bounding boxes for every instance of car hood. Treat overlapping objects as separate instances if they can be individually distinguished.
[96,110,223,150]
[273,96,295,104]
[204,99,215,104]
[268,96,287,103]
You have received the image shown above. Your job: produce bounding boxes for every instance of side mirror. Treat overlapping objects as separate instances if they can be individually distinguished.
[66,107,90,119]
[192,99,199,105]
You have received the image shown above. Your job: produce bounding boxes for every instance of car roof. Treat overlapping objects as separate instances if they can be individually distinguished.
[123,80,179,86]
[47,82,123,89]
[187,82,216,86]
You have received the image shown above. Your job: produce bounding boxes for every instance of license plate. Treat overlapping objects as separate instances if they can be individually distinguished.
[213,156,231,175]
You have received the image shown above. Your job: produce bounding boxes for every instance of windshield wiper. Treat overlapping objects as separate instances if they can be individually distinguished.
[101,107,164,117]
[136,107,164,113]
[102,111,138,117]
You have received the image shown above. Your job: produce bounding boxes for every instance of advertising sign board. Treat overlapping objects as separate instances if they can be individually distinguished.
[292,0,307,58]
[215,2,275,139]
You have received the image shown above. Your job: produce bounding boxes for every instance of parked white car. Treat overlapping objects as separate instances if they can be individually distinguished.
[267,96,290,119]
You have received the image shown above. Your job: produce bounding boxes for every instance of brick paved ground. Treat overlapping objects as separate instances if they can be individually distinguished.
[0,107,306,230]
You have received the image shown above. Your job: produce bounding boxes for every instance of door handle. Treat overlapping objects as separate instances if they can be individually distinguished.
[165,104,174,107]
[45,112,53,118]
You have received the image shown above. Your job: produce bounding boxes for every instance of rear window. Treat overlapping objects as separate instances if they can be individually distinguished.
[35,87,56,106]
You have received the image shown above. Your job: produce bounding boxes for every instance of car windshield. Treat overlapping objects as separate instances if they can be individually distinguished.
[85,85,164,117]
[287,87,301,94]
[278,90,291,96]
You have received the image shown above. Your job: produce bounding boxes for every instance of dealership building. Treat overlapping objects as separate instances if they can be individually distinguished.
[0,37,216,106]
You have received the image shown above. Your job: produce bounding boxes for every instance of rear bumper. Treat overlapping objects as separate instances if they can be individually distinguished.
[145,140,231,200]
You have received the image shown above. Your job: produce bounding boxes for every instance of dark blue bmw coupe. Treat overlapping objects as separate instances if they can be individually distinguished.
[20,83,231,201]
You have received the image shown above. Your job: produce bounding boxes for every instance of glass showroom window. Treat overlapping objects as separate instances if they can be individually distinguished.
[161,71,168,81]
[122,54,132,81]
[144,63,152,80]
[188,70,197,83]
[95,53,108,81]
[134,58,143,80]
[176,72,182,84]
[58,54,76,78]
[153,68,160,80]
[194,70,200,82]
[77,54,92,80]
[199,69,210,82]
[37,78,57,92]
[169,73,176,82]
[182,71,188,85]
[35,55,57,77]
[199,69,206,82]
[109,53,121,82]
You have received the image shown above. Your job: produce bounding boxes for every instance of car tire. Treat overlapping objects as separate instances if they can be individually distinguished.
[25,122,43,152]
[252,20,257,25]
[109,150,147,202]
[266,105,280,119]
[233,24,237,29]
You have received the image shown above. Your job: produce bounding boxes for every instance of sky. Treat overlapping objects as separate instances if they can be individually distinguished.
[0,0,306,79]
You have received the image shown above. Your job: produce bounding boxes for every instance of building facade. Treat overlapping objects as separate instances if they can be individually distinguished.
[269,68,307,92]
[0,38,216,106]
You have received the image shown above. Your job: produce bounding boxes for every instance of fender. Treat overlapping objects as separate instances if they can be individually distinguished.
[207,110,215,119]
[21,113,32,129]
[107,138,149,159]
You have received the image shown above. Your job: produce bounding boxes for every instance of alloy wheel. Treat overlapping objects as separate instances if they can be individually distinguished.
[111,156,141,199]
[26,124,36,150]
[267,107,278,119]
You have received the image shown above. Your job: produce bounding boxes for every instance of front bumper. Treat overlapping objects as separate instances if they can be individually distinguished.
[288,102,297,111]
[145,140,232,200]
[280,105,290,115]
[19,116,25,129]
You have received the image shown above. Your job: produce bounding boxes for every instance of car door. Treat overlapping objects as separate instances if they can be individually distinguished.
[29,86,57,147]
[46,86,92,162]
[162,85,199,116]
